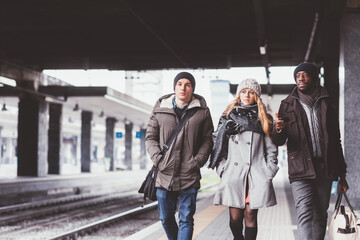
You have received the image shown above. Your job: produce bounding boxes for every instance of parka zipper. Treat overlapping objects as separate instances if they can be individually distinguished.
[167,106,193,191]
[168,134,177,191]
[168,112,179,191]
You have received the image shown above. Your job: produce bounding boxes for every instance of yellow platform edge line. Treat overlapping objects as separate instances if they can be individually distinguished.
[158,205,227,240]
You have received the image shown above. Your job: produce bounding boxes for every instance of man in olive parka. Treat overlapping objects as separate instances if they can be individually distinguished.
[145,72,213,240]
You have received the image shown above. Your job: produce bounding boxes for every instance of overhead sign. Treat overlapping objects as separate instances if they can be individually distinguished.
[116,132,123,138]
[136,131,142,138]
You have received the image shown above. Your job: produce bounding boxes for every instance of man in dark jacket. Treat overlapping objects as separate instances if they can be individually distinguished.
[271,62,349,240]
[145,72,214,240]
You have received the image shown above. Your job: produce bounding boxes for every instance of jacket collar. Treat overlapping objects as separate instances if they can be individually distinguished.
[154,93,206,113]
[284,86,329,104]
[159,94,203,109]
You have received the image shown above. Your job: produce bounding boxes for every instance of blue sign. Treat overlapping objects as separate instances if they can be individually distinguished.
[136,131,142,138]
[116,132,123,138]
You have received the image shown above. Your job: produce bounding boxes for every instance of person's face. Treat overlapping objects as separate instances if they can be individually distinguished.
[175,78,193,102]
[295,71,316,93]
[239,88,256,106]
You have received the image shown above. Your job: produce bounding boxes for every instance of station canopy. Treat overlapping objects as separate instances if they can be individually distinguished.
[0,0,344,71]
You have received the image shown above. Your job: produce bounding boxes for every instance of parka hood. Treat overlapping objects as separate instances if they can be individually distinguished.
[153,93,208,113]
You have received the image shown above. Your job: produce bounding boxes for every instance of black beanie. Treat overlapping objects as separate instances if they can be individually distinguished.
[173,72,196,92]
[293,62,318,81]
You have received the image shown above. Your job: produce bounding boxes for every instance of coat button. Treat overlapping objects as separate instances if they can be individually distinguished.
[247,142,251,145]
[234,162,238,166]
[234,141,238,144]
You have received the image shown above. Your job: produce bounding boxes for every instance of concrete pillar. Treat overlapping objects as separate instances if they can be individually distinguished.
[48,103,62,174]
[124,121,133,170]
[139,128,147,169]
[17,94,48,176]
[0,126,3,164]
[341,9,360,208]
[81,111,92,172]
[320,0,342,114]
[125,71,134,96]
[11,138,16,164]
[73,136,78,165]
[105,117,116,171]
[4,137,13,164]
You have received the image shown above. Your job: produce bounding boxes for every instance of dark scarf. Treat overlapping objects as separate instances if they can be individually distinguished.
[209,103,263,169]
[297,86,321,108]
[226,103,264,136]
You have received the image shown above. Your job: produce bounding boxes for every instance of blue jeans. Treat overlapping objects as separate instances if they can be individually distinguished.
[156,187,198,240]
[291,161,332,240]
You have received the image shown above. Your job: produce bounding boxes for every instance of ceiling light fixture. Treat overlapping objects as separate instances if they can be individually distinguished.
[259,45,267,55]
[73,103,79,111]
[1,103,8,111]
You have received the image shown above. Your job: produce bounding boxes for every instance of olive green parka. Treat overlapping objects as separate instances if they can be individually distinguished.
[145,93,214,191]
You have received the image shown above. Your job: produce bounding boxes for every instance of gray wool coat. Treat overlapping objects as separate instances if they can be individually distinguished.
[213,131,279,209]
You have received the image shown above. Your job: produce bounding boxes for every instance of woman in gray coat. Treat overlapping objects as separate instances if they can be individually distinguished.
[210,78,279,240]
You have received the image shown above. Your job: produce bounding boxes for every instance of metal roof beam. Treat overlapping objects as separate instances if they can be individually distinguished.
[230,83,296,95]
[252,0,272,95]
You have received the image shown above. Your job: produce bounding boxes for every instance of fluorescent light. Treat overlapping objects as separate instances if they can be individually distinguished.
[260,46,266,55]
[0,76,16,87]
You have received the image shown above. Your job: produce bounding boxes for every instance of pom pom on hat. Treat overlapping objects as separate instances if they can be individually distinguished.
[173,72,196,92]
[236,78,261,97]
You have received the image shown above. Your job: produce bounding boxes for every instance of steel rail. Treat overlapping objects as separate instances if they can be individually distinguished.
[46,201,158,240]
[0,191,137,226]
[0,193,101,214]
[45,182,218,240]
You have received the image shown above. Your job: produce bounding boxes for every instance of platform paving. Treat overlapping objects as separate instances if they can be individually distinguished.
[194,169,297,240]
[124,168,300,240]
[2,163,353,240]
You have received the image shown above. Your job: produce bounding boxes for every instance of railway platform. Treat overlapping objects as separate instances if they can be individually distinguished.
[0,165,354,240]
[124,168,345,240]
[0,167,148,206]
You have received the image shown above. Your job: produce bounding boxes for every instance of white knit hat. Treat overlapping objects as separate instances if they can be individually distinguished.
[236,78,261,97]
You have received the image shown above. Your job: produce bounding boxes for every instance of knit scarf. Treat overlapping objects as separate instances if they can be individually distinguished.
[297,86,320,108]
[226,104,264,135]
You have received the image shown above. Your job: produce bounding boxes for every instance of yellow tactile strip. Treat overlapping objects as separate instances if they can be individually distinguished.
[158,205,227,240]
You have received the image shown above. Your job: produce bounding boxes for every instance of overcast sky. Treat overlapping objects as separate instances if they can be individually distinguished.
[44,66,296,102]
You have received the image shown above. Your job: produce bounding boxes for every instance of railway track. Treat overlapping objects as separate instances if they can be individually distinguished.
[0,190,149,239]
[0,175,218,239]
[0,191,137,226]
[47,201,158,240]
[47,183,218,240]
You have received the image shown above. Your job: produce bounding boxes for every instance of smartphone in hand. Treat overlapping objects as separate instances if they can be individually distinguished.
[275,113,289,123]
[278,116,290,123]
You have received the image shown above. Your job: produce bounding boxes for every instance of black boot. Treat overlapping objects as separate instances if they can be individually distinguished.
[230,220,244,240]
[244,227,257,240]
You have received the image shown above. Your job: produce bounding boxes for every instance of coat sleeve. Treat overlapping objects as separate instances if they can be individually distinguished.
[215,158,226,177]
[327,102,347,176]
[145,112,163,167]
[264,135,279,178]
[194,108,214,169]
[209,115,228,169]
